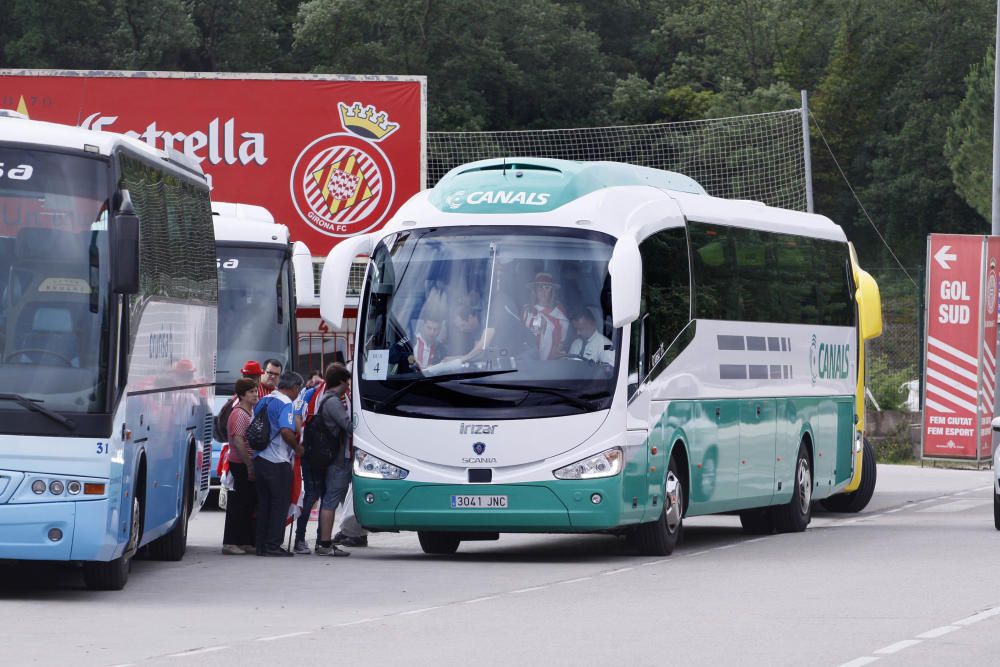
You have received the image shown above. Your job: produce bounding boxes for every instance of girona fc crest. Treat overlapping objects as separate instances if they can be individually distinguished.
[290,102,399,238]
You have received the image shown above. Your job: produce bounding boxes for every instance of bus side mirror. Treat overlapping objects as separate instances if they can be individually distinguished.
[111,211,140,295]
[291,240,316,308]
[320,233,373,329]
[610,236,641,327]
[855,268,882,340]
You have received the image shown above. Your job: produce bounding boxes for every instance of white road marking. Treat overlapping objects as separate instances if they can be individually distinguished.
[559,576,595,583]
[511,586,547,594]
[915,625,960,639]
[334,618,378,627]
[601,567,634,576]
[917,499,990,513]
[400,606,442,616]
[168,646,229,658]
[954,605,1000,626]
[256,631,312,642]
[835,657,880,667]
[464,595,500,603]
[743,537,767,544]
[640,560,667,566]
[874,639,922,655]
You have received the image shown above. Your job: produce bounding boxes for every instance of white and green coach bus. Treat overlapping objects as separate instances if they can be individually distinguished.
[320,157,880,556]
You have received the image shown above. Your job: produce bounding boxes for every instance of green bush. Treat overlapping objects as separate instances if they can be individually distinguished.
[866,352,916,411]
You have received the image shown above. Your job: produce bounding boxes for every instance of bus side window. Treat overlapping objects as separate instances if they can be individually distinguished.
[638,227,691,381]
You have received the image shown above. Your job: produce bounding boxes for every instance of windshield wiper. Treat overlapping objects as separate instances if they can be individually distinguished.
[0,393,76,431]
[379,370,516,410]
[458,382,594,411]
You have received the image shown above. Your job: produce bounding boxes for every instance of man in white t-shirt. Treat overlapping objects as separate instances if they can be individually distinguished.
[568,308,615,365]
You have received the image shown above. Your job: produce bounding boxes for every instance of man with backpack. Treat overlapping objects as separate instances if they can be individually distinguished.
[296,364,353,557]
[250,371,305,557]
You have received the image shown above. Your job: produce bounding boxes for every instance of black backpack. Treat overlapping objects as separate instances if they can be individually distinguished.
[213,396,236,442]
[303,393,341,470]
[245,397,273,451]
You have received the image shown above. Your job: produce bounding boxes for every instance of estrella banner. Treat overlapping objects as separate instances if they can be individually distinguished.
[0,70,426,257]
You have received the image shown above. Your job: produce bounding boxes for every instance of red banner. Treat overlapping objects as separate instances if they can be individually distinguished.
[0,71,425,257]
[923,234,986,459]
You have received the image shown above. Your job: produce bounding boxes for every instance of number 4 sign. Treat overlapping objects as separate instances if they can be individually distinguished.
[365,349,389,381]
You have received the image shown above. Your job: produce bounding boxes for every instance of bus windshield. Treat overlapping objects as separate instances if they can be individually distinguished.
[0,146,111,420]
[215,244,292,391]
[358,226,620,418]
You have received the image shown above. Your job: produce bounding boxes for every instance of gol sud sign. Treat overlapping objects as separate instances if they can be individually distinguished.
[0,70,426,256]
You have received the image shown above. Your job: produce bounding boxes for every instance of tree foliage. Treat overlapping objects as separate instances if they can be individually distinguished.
[0,0,997,269]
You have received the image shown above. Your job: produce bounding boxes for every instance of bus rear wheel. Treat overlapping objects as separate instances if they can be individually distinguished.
[633,456,684,556]
[83,495,140,591]
[418,531,461,555]
[820,437,876,513]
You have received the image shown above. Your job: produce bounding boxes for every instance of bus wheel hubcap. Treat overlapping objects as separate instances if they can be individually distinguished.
[664,471,682,533]
[798,459,812,514]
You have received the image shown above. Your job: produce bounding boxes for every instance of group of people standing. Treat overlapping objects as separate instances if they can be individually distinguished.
[220,358,368,557]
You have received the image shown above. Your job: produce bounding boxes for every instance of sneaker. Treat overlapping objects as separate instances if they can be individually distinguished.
[314,543,333,556]
[259,548,294,557]
[221,544,245,555]
[333,532,367,546]
[240,545,256,554]
[324,545,351,557]
[293,540,311,554]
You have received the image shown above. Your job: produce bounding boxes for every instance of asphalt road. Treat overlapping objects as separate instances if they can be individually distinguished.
[1,464,997,667]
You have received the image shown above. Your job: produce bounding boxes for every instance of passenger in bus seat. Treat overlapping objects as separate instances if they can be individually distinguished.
[522,272,569,360]
[388,306,447,373]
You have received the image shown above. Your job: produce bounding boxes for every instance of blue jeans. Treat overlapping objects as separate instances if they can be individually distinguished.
[295,463,351,542]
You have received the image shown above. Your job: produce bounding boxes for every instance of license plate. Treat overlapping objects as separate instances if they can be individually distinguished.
[450,495,508,509]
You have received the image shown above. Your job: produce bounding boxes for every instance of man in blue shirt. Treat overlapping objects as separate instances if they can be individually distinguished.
[253,371,305,556]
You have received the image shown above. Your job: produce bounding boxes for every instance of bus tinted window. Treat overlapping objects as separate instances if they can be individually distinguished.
[688,221,852,326]
[638,227,691,379]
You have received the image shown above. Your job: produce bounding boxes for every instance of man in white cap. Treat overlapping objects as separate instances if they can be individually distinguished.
[522,272,569,360]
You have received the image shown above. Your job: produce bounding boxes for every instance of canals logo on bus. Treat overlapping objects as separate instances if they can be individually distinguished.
[290,102,398,239]
[459,423,498,435]
[809,334,850,385]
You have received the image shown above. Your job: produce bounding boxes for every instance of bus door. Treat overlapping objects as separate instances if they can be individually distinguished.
[738,399,776,504]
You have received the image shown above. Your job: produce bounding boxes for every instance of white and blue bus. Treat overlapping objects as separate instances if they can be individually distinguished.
[0,112,217,588]
[209,202,314,494]
[321,157,881,556]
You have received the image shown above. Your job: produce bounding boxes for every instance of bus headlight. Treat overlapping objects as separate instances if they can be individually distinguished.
[354,449,409,480]
[553,447,624,480]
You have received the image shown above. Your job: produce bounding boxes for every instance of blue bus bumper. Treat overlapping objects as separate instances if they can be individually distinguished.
[0,499,117,562]
[210,439,223,487]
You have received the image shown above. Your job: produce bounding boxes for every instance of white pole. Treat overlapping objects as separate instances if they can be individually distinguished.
[801,90,814,214]
[992,0,1000,235]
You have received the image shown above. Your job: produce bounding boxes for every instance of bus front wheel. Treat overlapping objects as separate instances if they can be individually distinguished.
[633,457,684,556]
[418,531,461,555]
[83,495,140,591]
[772,442,812,533]
[994,488,1000,531]
[149,465,191,561]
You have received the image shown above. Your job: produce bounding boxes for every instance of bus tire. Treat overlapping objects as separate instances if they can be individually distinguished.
[820,437,877,513]
[633,456,684,556]
[149,465,191,561]
[83,495,140,591]
[418,531,461,555]
[771,442,812,533]
[739,508,774,535]
[994,488,1000,531]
